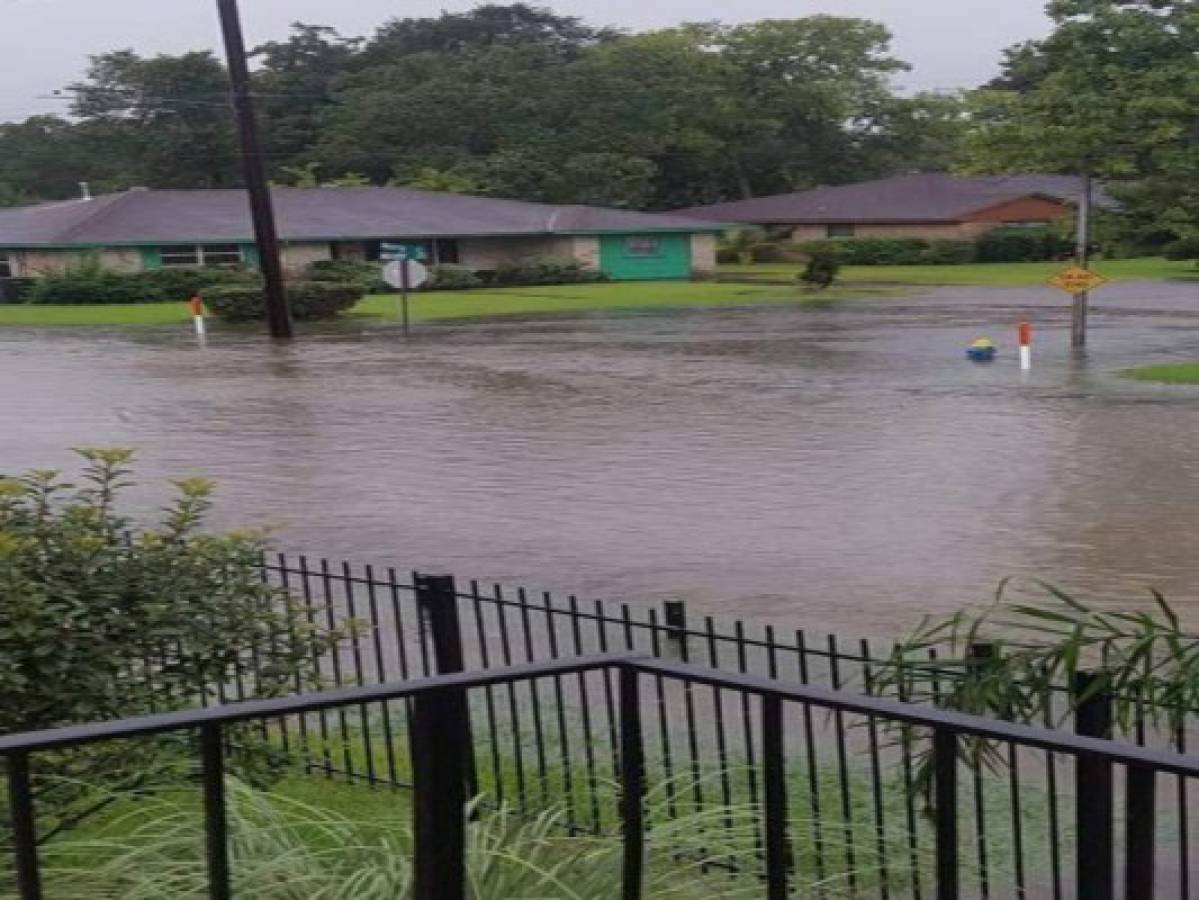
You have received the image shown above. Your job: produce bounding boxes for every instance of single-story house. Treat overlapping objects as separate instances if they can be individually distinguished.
[0,186,724,282]
[676,173,1110,242]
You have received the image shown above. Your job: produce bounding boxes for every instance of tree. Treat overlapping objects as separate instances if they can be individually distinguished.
[67,50,240,189]
[362,3,618,62]
[961,0,1199,252]
[252,24,362,178]
[0,117,96,202]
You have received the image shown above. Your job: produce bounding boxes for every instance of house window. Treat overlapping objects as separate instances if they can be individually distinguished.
[159,244,244,267]
[0,252,13,278]
[826,224,856,238]
[433,239,459,265]
[623,236,662,257]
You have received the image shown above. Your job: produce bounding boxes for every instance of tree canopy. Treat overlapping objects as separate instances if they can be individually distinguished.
[0,6,961,210]
[0,0,1193,246]
[960,0,1199,248]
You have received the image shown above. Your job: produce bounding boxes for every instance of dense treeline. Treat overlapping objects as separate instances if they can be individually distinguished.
[0,5,962,210]
[0,0,1194,250]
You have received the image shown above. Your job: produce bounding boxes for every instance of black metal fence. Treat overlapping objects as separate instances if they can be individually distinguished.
[245,553,1199,898]
[4,654,1197,900]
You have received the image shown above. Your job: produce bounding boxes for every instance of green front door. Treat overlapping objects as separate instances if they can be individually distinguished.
[599,233,692,281]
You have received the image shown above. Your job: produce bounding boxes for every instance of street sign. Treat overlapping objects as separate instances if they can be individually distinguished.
[1048,266,1107,295]
[382,260,428,290]
[380,242,428,262]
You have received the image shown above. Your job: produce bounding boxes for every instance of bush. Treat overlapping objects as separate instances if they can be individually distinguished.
[798,252,841,289]
[25,258,257,305]
[749,242,786,263]
[424,263,483,291]
[974,226,1073,263]
[203,280,364,321]
[0,449,341,834]
[0,277,34,303]
[919,240,977,265]
[304,258,384,292]
[715,247,741,265]
[793,238,930,266]
[1162,235,1199,262]
[492,256,604,286]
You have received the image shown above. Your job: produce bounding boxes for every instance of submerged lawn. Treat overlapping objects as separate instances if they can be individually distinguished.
[722,257,1198,286]
[1123,363,1199,384]
[0,280,894,327]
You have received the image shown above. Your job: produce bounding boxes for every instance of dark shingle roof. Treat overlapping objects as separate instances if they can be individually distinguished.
[0,187,721,247]
[675,173,1111,225]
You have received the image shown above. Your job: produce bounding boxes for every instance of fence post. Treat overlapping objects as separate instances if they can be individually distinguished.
[1073,670,1114,900]
[6,752,42,900]
[1125,764,1156,899]
[663,600,687,658]
[415,574,466,675]
[199,724,231,900]
[414,573,478,800]
[412,685,470,900]
[933,727,959,900]
[762,694,790,900]
[619,667,645,900]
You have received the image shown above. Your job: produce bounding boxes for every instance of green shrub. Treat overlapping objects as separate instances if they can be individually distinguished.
[919,240,977,265]
[425,263,483,291]
[0,449,341,836]
[793,238,930,266]
[715,247,741,265]
[748,242,786,263]
[203,280,364,321]
[798,252,841,289]
[493,256,604,286]
[974,226,1073,262]
[1162,235,1199,262]
[25,257,258,305]
[304,258,384,292]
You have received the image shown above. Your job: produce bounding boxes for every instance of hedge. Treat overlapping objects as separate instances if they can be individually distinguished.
[26,265,258,305]
[304,258,387,293]
[202,281,364,322]
[790,230,1073,266]
[492,256,605,286]
[974,227,1073,262]
[424,264,482,290]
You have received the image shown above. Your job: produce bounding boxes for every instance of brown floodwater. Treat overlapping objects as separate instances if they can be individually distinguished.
[4,281,1199,638]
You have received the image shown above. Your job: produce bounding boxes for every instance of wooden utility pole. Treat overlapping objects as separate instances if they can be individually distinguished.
[215,0,293,339]
[1070,173,1093,349]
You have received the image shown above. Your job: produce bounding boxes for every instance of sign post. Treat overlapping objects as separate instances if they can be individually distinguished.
[381,244,429,337]
[1071,174,1092,349]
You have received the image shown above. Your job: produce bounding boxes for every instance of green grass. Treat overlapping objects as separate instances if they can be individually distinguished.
[722,256,1199,286]
[355,280,890,322]
[0,280,895,328]
[1123,362,1199,384]
[0,302,197,326]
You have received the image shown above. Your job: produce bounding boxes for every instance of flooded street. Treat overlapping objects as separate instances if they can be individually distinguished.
[4,281,1199,638]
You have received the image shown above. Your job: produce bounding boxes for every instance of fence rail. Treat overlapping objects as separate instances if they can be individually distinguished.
[4,654,1197,899]
[244,555,1199,898]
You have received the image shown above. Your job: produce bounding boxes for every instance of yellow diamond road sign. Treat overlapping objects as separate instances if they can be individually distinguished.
[1048,266,1107,295]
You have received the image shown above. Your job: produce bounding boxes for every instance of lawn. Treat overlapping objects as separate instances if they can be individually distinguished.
[721,256,1198,286]
[0,280,894,328]
[1123,362,1199,384]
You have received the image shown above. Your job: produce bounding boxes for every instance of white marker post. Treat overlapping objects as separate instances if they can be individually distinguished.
[190,295,207,340]
[1019,321,1032,371]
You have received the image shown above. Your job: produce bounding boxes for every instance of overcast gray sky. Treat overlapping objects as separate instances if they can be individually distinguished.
[0,0,1052,122]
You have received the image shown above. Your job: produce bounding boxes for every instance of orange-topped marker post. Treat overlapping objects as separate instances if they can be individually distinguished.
[189,295,206,339]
